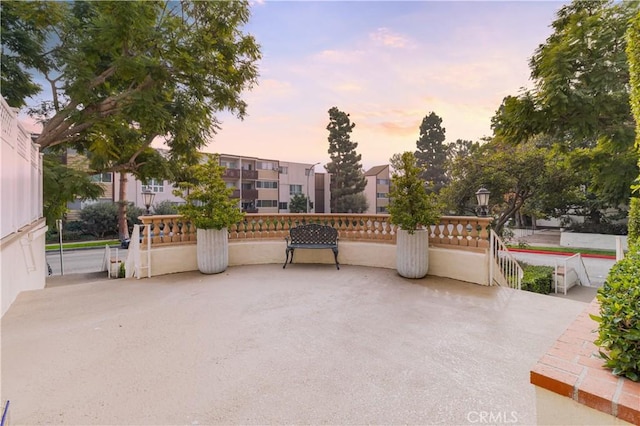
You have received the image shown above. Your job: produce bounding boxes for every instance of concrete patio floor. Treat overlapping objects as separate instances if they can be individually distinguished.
[2,265,591,425]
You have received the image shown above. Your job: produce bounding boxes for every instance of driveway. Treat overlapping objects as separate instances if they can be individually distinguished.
[2,265,590,425]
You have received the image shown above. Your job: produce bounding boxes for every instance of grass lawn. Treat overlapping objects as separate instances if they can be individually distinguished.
[507,244,616,257]
[46,239,121,250]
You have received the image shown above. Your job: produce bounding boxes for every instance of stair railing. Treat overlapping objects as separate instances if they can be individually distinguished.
[490,230,523,290]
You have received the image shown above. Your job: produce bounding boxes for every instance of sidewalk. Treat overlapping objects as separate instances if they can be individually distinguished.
[514,228,561,247]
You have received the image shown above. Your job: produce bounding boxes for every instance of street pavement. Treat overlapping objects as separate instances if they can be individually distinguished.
[46,247,127,276]
[512,228,616,287]
[509,251,615,287]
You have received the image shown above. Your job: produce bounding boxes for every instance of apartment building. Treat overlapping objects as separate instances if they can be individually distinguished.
[65,151,320,216]
[364,165,390,214]
[217,154,280,213]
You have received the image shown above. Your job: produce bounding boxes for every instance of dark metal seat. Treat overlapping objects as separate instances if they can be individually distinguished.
[283,224,339,269]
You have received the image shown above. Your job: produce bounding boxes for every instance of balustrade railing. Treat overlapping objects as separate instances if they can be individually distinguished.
[138,214,492,250]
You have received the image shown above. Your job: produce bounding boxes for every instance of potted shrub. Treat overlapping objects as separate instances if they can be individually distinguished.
[388,151,441,278]
[174,154,245,274]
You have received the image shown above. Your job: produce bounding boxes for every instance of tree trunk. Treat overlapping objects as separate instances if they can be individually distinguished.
[118,172,130,241]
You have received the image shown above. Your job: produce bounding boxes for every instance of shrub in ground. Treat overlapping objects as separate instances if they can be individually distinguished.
[520,264,553,294]
[592,249,640,381]
[628,197,640,248]
[126,204,145,229]
[80,202,118,239]
[152,200,179,215]
[567,222,628,235]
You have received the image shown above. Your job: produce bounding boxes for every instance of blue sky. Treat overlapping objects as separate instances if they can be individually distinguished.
[209,0,566,171]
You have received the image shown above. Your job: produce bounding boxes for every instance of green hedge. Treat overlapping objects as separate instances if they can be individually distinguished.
[628,197,640,248]
[592,249,640,381]
[520,264,554,294]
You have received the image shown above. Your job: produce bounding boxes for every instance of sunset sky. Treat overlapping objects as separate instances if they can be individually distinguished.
[210,0,566,171]
[19,1,568,172]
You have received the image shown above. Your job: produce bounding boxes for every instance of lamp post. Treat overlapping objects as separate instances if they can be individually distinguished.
[306,162,320,213]
[142,190,155,215]
[475,187,491,217]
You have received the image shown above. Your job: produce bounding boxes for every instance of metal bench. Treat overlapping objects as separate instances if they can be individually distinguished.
[283,224,339,269]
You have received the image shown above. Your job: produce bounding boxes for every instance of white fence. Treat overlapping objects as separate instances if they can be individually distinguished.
[1,96,43,239]
[560,231,628,251]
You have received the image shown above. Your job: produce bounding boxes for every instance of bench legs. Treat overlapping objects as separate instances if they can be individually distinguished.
[283,247,340,270]
[283,248,294,269]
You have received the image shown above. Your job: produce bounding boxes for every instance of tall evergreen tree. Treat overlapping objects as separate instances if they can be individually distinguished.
[415,112,448,193]
[325,107,367,213]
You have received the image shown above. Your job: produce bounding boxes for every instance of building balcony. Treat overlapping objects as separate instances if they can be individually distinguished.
[223,168,258,180]
[241,169,258,180]
[230,189,258,200]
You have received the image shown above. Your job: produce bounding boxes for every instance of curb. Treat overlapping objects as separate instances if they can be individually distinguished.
[46,244,123,253]
[508,248,616,260]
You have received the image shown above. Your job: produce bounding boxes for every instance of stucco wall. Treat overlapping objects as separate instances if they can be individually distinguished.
[560,232,628,251]
[144,241,489,286]
[1,220,48,317]
[535,388,631,425]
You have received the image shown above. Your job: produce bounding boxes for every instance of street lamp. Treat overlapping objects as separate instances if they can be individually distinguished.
[475,187,491,217]
[306,162,320,213]
[142,190,156,215]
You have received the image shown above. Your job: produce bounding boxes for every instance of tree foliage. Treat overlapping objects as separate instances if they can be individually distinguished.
[174,155,244,230]
[441,137,581,234]
[10,1,261,153]
[289,193,308,213]
[3,1,260,238]
[0,1,63,107]
[335,193,369,214]
[628,9,640,194]
[325,107,367,213]
[42,154,103,226]
[414,112,448,193]
[627,11,640,246]
[388,152,440,233]
[491,0,639,208]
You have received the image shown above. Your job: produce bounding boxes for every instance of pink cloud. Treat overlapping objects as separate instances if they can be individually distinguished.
[369,28,411,49]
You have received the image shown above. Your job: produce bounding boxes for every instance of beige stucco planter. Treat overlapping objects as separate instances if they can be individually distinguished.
[396,228,429,279]
[197,228,229,274]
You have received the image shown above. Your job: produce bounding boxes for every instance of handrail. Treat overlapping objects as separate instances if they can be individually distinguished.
[489,230,523,289]
[555,253,591,295]
[138,214,493,251]
[578,254,591,287]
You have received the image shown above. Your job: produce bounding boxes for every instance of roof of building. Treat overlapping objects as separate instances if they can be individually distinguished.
[365,165,389,176]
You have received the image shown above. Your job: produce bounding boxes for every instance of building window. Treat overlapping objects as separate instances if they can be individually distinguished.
[257,161,278,170]
[256,200,278,208]
[225,182,236,189]
[241,183,253,190]
[220,160,237,169]
[142,179,164,193]
[279,166,288,174]
[90,173,112,183]
[376,178,389,185]
[376,192,388,199]
[279,202,288,210]
[256,181,278,189]
[289,184,302,195]
[377,206,388,213]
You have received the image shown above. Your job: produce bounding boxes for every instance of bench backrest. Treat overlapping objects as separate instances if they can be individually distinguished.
[289,224,338,245]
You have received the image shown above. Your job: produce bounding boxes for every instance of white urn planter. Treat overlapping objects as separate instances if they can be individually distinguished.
[197,228,229,274]
[396,228,429,279]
